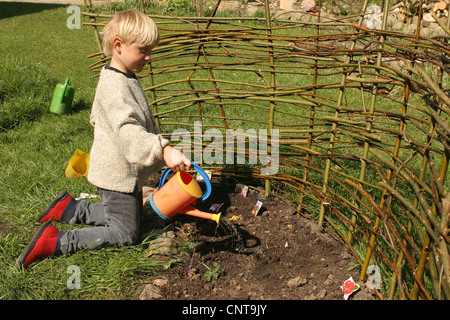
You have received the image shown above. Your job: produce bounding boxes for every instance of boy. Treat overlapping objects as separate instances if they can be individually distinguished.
[16,10,191,268]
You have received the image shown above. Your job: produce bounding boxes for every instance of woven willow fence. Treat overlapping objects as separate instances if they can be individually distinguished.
[82,0,449,300]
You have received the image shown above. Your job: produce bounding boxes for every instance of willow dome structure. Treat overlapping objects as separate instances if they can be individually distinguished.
[83,0,450,300]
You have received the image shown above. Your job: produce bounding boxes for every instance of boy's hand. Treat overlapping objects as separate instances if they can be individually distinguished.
[162,145,192,172]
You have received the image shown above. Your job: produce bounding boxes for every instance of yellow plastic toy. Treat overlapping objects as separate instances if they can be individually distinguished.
[65,149,89,178]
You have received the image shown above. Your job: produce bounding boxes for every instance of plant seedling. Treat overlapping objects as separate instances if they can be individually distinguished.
[204,262,223,282]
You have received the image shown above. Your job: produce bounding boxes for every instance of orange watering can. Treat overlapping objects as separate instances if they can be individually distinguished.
[149,163,221,225]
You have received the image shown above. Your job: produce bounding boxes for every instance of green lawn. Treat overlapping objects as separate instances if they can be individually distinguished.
[0,3,165,300]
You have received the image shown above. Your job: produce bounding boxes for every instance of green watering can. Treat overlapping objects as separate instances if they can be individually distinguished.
[50,78,75,114]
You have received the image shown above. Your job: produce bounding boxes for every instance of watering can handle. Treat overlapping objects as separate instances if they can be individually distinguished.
[157,163,211,201]
[63,78,71,96]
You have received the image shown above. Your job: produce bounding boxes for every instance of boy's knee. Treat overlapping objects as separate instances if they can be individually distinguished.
[118,226,139,246]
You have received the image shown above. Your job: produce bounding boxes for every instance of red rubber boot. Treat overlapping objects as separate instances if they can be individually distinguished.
[37,190,76,223]
[16,221,63,268]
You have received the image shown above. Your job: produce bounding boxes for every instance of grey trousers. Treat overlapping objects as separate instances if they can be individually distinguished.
[59,188,143,255]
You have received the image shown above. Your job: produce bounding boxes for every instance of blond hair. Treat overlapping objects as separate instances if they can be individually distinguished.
[101,10,159,57]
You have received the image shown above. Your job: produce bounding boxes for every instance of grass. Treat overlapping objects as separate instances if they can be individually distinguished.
[0,58,57,131]
[0,3,164,300]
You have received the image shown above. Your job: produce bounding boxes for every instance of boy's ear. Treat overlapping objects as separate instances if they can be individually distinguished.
[112,37,122,54]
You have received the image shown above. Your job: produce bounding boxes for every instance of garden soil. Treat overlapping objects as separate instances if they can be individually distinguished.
[140,175,376,301]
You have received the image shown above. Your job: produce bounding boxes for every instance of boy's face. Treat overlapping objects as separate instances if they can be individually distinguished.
[111,38,152,74]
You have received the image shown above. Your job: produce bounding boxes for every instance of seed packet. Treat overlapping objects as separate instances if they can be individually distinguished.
[340,276,360,300]
[252,200,263,216]
[196,170,212,182]
[235,184,248,198]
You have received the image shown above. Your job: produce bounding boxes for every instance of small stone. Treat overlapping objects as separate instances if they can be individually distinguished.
[287,276,308,288]
[165,231,175,238]
[300,0,315,11]
[153,278,168,287]
[138,283,163,300]
[317,289,327,299]
[146,234,174,257]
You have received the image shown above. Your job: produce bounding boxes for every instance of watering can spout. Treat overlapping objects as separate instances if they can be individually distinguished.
[179,205,222,225]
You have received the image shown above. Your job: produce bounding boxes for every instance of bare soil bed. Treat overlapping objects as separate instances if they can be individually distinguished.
[141,175,375,301]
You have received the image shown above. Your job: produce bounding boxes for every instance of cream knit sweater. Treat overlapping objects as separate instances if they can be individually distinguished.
[87,65,169,193]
